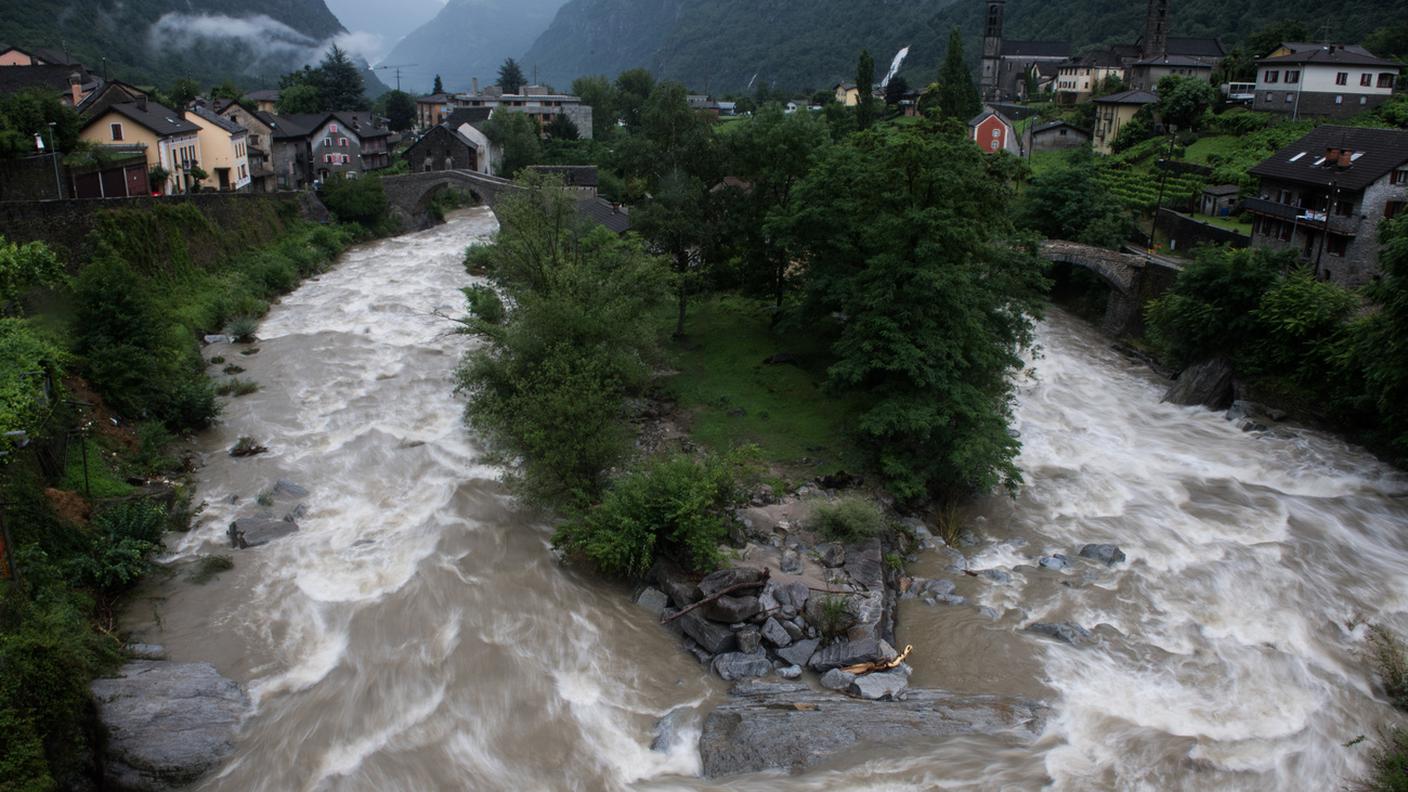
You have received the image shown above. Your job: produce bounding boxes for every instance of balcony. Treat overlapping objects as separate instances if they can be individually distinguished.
[1241,197,1361,236]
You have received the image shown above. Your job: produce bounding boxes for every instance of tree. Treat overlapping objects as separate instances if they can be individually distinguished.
[884,75,911,106]
[935,28,981,120]
[614,68,656,129]
[856,49,876,130]
[546,113,580,140]
[498,58,527,94]
[276,83,320,114]
[1365,23,1408,60]
[210,80,243,103]
[1111,106,1156,152]
[1155,74,1217,131]
[381,90,416,131]
[483,111,543,177]
[0,89,80,158]
[1245,21,1310,59]
[314,45,368,110]
[320,174,388,227]
[433,74,445,94]
[1352,216,1408,457]
[0,235,63,316]
[727,106,830,316]
[454,172,671,506]
[780,120,1045,501]
[1018,149,1129,248]
[571,75,617,138]
[168,78,200,109]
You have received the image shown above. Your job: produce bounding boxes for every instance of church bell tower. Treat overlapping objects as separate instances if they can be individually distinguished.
[980,0,1004,100]
[1142,0,1170,58]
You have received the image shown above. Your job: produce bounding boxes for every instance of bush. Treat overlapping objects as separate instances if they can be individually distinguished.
[1144,246,1288,369]
[320,174,389,229]
[552,452,751,578]
[0,318,63,452]
[1368,626,1408,712]
[811,496,887,542]
[1354,728,1408,792]
[66,499,168,591]
[214,377,259,397]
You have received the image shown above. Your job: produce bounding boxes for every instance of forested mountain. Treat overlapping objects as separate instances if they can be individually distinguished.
[0,0,356,88]
[522,0,1404,93]
[384,0,569,93]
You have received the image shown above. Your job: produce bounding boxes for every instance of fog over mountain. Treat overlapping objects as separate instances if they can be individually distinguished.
[383,0,569,93]
[322,0,450,62]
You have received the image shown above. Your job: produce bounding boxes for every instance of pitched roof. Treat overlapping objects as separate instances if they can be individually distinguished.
[0,45,82,66]
[1032,120,1090,136]
[444,106,492,130]
[418,93,453,103]
[576,197,630,234]
[0,64,85,96]
[332,111,391,139]
[246,89,280,102]
[1258,43,1400,67]
[968,108,1014,127]
[404,124,480,153]
[257,111,318,140]
[1094,89,1158,105]
[93,101,200,136]
[188,104,247,135]
[1134,54,1214,68]
[1001,41,1070,58]
[1165,37,1225,58]
[1249,125,1408,192]
[1203,184,1242,195]
[1065,49,1126,68]
[528,164,598,188]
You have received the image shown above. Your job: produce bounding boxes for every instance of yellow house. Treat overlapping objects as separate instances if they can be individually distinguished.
[186,105,252,191]
[79,99,202,194]
[833,82,860,106]
[1092,89,1158,155]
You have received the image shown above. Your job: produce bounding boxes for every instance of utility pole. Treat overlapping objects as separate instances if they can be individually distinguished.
[1148,126,1178,254]
[1314,179,1337,279]
[372,64,418,92]
[46,122,62,199]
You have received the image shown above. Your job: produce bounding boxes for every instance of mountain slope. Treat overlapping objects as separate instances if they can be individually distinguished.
[522,0,1403,93]
[383,0,569,93]
[0,0,352,88]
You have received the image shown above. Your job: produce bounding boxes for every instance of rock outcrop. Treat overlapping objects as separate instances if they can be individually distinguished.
[1163,357,1235,410]
[698,681,1048,776]
[90,661,251,791]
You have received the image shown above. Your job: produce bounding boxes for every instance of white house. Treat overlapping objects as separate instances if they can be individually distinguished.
[1254,43,1401,120]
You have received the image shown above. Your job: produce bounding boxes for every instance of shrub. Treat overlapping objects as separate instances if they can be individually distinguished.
[552,452,751,578]
[816,595,853,640]
[1353,728,1408,792]
[224,315,259,343]
[0,318,63,452]
[811,496,887,542]
[66,499,168,591]
[214,377,259,397]
[320,174,389,229]
[1144,246,1288,369]
[461,285,504,325]
[1368,625,1408,712]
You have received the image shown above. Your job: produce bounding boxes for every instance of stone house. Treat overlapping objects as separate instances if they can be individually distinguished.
[1253,43,1401,119]
[79,99,202,194]
[259,112,316,191]
[185,105,251,191]
[284,112,394,184]
[1243,125,1408,285]
[1199,184,1241,217]
[1127,54,1213,91]
[216,103,277,192]
[1092,89,1157,155]
[404,124,480,173]
[1029,120,1090,152]
[416,93,454,130]
[527,165,598,196]
[443,108,496,176]
[1055,49,1125,105]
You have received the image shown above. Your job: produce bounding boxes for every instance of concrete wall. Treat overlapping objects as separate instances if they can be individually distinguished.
[0,155,68,201]
[1157,208,1250,256]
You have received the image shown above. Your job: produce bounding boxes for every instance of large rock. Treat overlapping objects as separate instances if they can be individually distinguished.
[698,567,767,598]
[1024,622,1093,645]
[1163,357,1235,410]
[654,563,700,608]
[699,681,1048,777]
[807,637,893,672]
[843,538,884,591]
[761,617,791,648]
[775,638,818,667]
[650,706,692,753]
[848,669,909,701]
[634,587,669,617]
[90,661,251,791]
[1078,544,1126,566]
[702,594,762,624]
[227,518,298,549]
[712,652,773,681]
[677,610,738,655]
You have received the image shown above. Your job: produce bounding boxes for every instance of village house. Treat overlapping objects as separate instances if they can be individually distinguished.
[1243,125,1408,285]
[0,45,83,67]
[285,112,393,183]
[1092,89,1157,155]
[1127,53,1214,91]
[979,0,1070,101]
[1199,184,1241,217]
[260,112,316,191]
[1056,50,1127,104]
[833,82,861,107]
[969,108,1021,155]
[416,93,454,130]
[79,98,202,194]
[216,102,277,192]
[449,83,595,140]
[1253,43,1401,119]
[1029,120,1091,152]
[185,105,251,191]
[441,107,496,175]
[403,124,481,173]
[527,165,599,196]
[245,89,280,114]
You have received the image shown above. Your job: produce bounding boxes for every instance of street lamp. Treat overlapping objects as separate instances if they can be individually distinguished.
[46,122,62,199]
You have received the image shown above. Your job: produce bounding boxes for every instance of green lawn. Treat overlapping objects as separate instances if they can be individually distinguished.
[664,294,860,483]
[1183,135,1242,165]
[1190,211,1253,235]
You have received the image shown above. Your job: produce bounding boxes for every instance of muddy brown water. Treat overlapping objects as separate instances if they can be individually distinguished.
[122,209,1408,790]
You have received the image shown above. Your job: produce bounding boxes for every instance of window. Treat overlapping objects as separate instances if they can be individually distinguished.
[329,123,339,133]
[323,137,331,147]
[1381,73,1397,89]
[1327,235,1347,257]
[1285,70,1300,84]
[1264,92,1275,102]
[1387,201,1405,219]
[110,122,123,141]
[1335,95,1344,105]
[1393,169,1408,185]
[1361,96,1368,105]
[1361,73,1373,87]
[1336,72,1348,85]
[340,137,348,148]
[1264,70,1279,83]
[1286,93,1294,103]
[1279,221,1292,241]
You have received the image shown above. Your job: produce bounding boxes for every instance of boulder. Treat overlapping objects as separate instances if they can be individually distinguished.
[90,661,251,791]
[777,664,803,679]
[776,638,819,668]
[1163,357,1235,410]
[979,568,1012,584]
[1078,544,1126,566]
[807,637,893,672]
[703,595,762,624]
[761,618,791,648]
[712,652,773,681]
[202,334,233,345]
[273,479,308,498]
[848,669,909,701]
[698,567,767,598]
[1024,622,1092,645]
[773,581,810,612]
[780,548,802,574]
[699,681,1049,777]
[227,518,298,549]
[1038,554,1070,571]
[817,543,846,568]
[654,563,700,608]
[650,706,692,753]
[678,611,738,655]
[819,668,855,690]
[736,626,762,654]
[843,538,884,591]
[634,587,669,617]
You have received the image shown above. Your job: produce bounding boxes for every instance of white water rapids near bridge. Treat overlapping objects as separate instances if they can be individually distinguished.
[123,209,1408,790]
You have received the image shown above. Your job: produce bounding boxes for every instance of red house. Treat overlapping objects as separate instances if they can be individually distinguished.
[969,108,1021,155]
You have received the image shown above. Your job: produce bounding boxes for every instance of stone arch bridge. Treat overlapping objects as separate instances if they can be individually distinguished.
[1040,240,1182,337]
[380,170,517,228]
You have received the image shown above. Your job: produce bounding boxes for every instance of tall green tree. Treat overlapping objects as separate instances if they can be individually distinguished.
[1155,74,1218,131]
[614,68,656,129]
[380,90,416,131]
[935,28,981,120]
[856,49,876,130]
[276,83,320,114]
[433,74,445,94]
[167,78,200,109]
[314,45,368,110]
[483,111,543,177]
[0,89,80,157]
[1351,216,1408,457]
[1018,150,1129,248]
[781,120,1046,501]
[498,58,527,94]
[571,75,618,138]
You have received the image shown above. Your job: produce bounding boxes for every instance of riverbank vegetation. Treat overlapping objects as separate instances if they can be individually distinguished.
[0,193,369,788]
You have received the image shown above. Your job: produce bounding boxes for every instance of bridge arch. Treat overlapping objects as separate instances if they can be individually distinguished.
[1038,240,1152,336]
[380,170,516,230]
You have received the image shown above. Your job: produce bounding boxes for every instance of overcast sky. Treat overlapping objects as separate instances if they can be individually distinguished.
[323,0,448,62]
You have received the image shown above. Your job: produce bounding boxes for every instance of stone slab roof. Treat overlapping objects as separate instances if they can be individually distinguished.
[1249,125,1408,192]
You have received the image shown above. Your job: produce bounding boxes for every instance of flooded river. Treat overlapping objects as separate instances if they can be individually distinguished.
[124,209,1408,790]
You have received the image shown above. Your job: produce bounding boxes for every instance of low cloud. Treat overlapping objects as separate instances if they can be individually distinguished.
[148,13,384,73]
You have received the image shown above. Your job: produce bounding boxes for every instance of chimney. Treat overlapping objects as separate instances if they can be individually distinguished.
[137,96,147,112]
[1325,147,1338,164]
[68,72,82,107]
[472,77,479,95]
[1338,149,1353,168]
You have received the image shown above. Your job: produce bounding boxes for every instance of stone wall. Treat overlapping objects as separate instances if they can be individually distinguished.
[0,191,327,266]
[0,154,68,201]
[1157,208,1250,256]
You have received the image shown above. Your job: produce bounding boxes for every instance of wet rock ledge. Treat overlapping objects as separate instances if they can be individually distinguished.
[699,680,1048,776]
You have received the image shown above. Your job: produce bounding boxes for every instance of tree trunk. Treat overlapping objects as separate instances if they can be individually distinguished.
[674,251,689,338]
